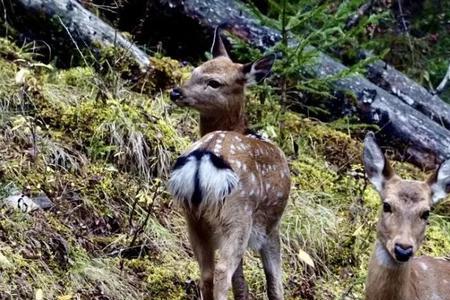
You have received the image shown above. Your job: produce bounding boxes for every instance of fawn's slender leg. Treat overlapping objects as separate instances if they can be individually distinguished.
[186,217,215,300]
[260,229,283,300]
[232,259,248,300]
[214,222,251,300]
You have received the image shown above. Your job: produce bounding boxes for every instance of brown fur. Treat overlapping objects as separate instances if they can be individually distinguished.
[181,57,248,136]
[364,133,450,300]
[367,244,450,300]
[170,32,290,300]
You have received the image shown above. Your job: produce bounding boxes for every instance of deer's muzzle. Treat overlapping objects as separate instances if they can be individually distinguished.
[170,87,183,102]
[394,243,413,262]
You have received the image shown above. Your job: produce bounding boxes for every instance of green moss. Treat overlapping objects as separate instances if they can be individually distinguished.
[56,67,96,87]
[422,216,450,256]
[148,56,191,92]
[89,46,191,96]
[145,261,194,299]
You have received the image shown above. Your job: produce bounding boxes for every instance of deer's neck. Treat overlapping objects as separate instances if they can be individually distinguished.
[366,241,416,300]
[199,103,247,136]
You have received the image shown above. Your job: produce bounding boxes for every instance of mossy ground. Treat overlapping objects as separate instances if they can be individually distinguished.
[0,36,449,300]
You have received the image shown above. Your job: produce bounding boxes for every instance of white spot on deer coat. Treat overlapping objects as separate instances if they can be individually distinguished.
[419,262,428,271]
[238,143,245,150]
[431,294,443,300]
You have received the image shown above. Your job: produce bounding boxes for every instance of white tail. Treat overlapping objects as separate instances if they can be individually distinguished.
[168,27,290,300]
[168,149,238,213]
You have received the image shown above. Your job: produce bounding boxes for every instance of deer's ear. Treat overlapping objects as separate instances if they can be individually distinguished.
[211,26,229,58]
[242,54,275,85]
[428,159,450,204]
[363,132,394,193]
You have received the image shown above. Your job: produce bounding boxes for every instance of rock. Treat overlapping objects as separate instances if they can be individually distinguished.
[0,252,13,269]
[32,194,54,210]
[3,193,53,213]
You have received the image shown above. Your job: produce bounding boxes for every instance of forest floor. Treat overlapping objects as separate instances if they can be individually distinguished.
[0,33,449,300]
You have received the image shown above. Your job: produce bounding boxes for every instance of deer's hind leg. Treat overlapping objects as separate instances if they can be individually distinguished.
[232,259,249,300]
[186,216,215,300]
[213,214,252,300]
[260,228,283,300]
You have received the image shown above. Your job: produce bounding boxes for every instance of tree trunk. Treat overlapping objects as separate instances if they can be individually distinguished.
[366,59,450,130]
[12,0,150,70]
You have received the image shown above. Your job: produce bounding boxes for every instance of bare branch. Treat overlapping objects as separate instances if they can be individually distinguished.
[345,0,375,29]
[435,63,450,95]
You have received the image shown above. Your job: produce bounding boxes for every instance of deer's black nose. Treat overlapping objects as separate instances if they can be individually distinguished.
[170,88,183,101]
[394,244,413,262]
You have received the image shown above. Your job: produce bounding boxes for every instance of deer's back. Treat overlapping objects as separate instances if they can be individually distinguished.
[169,130,290,242]
[197,130,290,202]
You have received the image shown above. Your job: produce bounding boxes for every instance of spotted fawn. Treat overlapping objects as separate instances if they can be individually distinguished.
[168,27,290,300]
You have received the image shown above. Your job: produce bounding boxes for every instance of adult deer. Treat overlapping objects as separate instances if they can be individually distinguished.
[363,131,450,300]
[167,28,290,300]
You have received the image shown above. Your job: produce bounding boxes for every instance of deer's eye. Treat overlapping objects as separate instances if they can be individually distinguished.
[383,202,392,213]
[420,210,430,221]
[207,80,222,88]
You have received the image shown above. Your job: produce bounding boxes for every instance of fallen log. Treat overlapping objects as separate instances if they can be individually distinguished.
[366,59,450,130]
[11,0,150,70]
[316,53,450,168]
[162,0,450,167]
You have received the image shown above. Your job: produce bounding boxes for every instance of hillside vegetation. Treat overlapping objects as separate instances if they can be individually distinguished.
[0,33,449,300]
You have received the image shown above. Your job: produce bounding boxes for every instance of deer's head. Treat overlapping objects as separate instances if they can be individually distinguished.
[363,132,450,263]
[170,27,275,114]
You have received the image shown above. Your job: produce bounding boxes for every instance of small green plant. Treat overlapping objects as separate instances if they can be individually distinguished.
[239,0,385,103]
